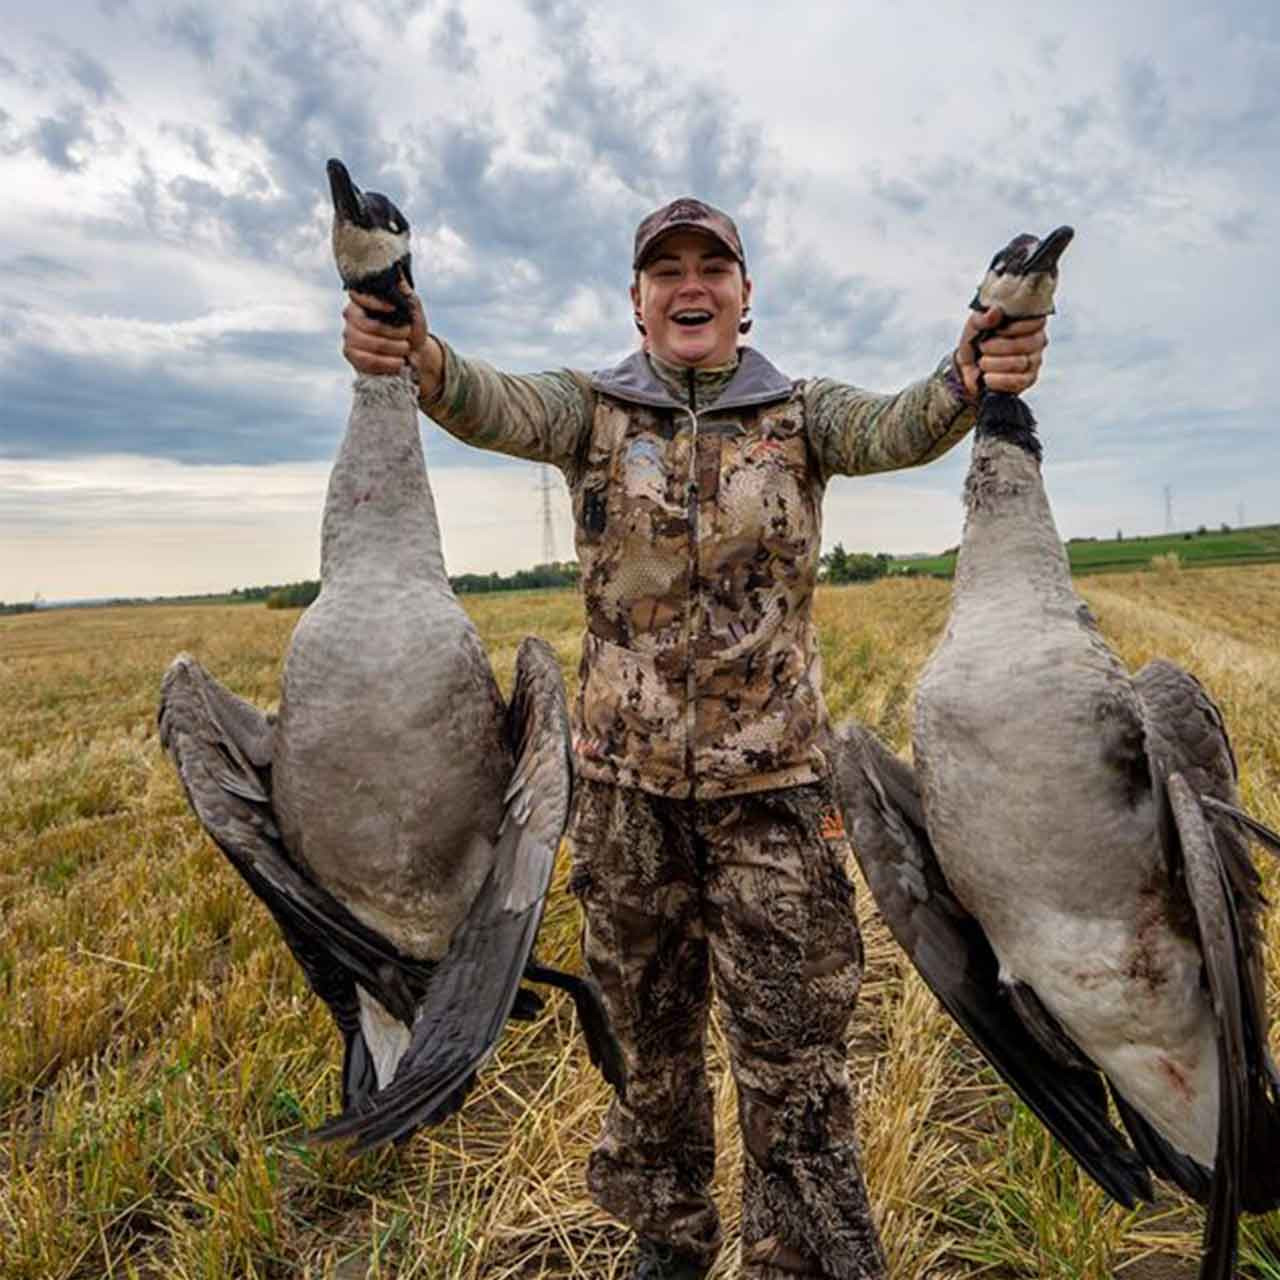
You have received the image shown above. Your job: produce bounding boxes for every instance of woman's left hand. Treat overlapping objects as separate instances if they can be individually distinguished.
[953,306,1049,401]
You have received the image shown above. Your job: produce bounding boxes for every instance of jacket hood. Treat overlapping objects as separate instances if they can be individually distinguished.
[590,346,794,411]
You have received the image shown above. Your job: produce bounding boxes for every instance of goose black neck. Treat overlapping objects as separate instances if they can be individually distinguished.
[975,390,1043,462]
[350,258,414,327]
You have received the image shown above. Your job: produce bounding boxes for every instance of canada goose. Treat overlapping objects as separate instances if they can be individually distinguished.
[830,228,1280,1280]
[158,159,623,1152]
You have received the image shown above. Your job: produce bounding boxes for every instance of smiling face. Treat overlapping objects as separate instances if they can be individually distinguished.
[631,230,752,368]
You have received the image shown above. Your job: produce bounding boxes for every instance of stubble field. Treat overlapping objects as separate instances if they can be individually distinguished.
[3,568,1280,1279]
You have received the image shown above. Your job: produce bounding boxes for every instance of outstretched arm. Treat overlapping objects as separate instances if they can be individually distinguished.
[808,303,1049,480]
[340,284,595,472]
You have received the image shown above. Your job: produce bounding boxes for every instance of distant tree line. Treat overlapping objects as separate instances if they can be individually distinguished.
[256,562,583,609]
[0,601,38,616]
[819,544,896,583]
[450,562,581,594]
[264,581,322,609]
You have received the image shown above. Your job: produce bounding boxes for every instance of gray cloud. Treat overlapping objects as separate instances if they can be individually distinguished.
[3,0,1279,596]
[752,260,905,377]
[1215,207,1259,241]
[1118,58,1170,148]
[1035,33,1064,72]
[0,51,47,91]
[2,254,89,280]
[0,105,19,154]
[159,5,218,60]
[6,0,790,383]
[375,0,782,356]
[163,121,216,167]
[382,0,435,19]
[224,3,388,189]
[0,320,535,473]
[134,3,395,271]
[871,174,928,216]
[65,49,119,103]
[431,7,477,73]
[0,343,328,465]
[525,0,766,218]
[1056,97,1101,138]
[0,0,1087,467]
[1111,34,1280,170]
[163,171,306,260]
[31,102,94,170]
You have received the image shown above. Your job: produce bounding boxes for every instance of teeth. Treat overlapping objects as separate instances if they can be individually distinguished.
[673,311,712,324]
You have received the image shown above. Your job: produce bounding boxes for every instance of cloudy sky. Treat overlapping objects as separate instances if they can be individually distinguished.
[2,0,1277,601]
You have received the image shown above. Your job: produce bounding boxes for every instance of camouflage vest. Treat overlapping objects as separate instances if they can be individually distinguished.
[570,348,829,799]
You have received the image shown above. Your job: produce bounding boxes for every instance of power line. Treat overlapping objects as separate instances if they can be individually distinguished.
[538,465,556,565]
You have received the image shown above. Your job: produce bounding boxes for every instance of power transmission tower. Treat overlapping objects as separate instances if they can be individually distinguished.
[538,465,556,566]
[1163,484,1173,534]
[1238,502,1246,528]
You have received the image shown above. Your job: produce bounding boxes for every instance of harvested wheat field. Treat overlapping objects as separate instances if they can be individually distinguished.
[3,568,1280,1280]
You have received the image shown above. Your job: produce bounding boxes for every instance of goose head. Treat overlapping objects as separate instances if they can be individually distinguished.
[328,158,414,317]
[971,225,1074,321]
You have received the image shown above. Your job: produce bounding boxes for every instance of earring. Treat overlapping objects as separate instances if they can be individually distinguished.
[738,309,753,335]
[634,315,647,334]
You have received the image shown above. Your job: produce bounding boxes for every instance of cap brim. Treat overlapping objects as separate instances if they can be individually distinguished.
[634,223,743,270]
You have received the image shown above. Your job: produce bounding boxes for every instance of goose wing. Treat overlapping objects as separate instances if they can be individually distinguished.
[1135,660,1268,997]
[1135,660,1280,1232]
[158,655,432,1088]
[1155,772,1247,1280]
[828,719,1154,1207]
[309,636,576,1151]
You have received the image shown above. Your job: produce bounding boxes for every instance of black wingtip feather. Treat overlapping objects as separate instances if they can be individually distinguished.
[524,963,627,1096]
[308,1069,473,1152]
[1202,796,1280,860]
[341,1030,378,1114]
[1164,774,1246,1280]
[1111,1086,1212,1204]
[309,845,550,1151]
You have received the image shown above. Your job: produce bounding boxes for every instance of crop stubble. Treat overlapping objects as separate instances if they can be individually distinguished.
[2,569,1278,1279]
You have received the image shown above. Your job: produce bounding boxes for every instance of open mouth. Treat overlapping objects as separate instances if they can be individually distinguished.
[671,310,713,328]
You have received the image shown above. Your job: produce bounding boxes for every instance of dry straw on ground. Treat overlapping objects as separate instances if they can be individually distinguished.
[2,570,1279,1279]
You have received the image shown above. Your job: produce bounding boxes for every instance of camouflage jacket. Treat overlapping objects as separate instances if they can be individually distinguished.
[422,342,975,799]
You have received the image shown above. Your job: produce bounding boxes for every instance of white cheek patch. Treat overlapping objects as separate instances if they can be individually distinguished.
[982,271,1058,318]
[332,226,410,281]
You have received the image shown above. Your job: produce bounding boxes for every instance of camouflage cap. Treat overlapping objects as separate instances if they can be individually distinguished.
[633,197,746,271]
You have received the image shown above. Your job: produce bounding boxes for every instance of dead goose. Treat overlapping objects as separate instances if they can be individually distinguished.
[158,159,623,1152]
[830,228,1280,1280]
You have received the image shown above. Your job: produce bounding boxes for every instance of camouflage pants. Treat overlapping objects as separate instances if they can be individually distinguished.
[568,777,886,1280]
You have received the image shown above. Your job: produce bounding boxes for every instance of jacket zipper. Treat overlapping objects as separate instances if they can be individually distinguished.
[684,367,700,797]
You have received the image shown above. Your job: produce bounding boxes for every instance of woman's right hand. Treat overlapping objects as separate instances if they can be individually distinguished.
[341,284,443,396]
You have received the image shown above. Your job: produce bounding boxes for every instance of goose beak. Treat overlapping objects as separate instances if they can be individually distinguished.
[327,158,367,228]
[1024,225,1074,274]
